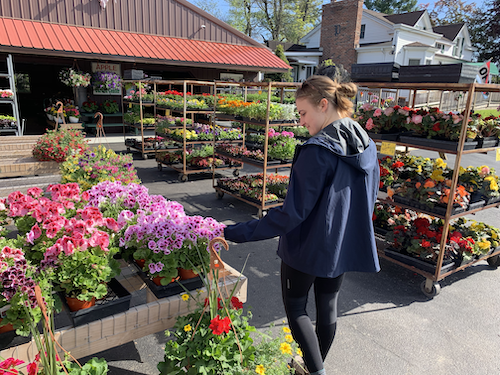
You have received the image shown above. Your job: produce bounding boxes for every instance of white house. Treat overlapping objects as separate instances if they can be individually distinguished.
[301,9,476,67]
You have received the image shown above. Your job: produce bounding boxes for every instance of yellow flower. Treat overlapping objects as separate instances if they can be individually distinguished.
[492,231,498,239]
[280,342,292,355]
[255,364,265,375]
[181,293,189,301]
[435,158,447,169]
[416,165,422,174]
[430,169,444,182]
[183,324,191,332]
[283,327,291,333]
[490,180,498,191]
[459,166,466,174]
[296,348,303,357]
[478,240,491,250]
[285,334,293,343]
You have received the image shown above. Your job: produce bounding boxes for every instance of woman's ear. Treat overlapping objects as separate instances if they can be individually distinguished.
[320,98,329,112]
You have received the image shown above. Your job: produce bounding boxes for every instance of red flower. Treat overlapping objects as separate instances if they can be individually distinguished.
[231,296,243,310]
[421,240,431,248]
[209,315,231,335]
[379,181,384,189]
[432,122,440,132]
[391,161,404,169]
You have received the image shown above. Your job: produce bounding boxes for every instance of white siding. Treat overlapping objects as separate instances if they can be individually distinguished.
[360,14,392,44]
[357,50,391,64]
[300,27,321,48]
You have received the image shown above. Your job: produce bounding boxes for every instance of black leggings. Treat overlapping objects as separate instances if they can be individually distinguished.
[281,261,344,373]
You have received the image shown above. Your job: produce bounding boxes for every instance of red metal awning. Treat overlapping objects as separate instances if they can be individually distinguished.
[0,18,291,72]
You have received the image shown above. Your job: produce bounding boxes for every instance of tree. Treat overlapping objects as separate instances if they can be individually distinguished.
[264,44,293,82]
[225,0,321,42]
[364,0,418,14]
[193,0,228,22]
[427,0,478,26]
[468,0,500,64]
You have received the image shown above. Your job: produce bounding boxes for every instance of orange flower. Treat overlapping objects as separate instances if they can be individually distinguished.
[415,182,421,189]
[457,185,467,197]
[445,179,452,187]
[423,180,435,188]
[387,187,394,198]
[394,206,402,214]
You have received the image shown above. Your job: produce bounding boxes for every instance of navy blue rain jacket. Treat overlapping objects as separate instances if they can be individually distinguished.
[224,118,380,278]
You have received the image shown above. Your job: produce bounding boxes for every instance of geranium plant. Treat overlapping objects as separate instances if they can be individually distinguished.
[0,89,14,99]
[61,145,141,190]
[59,68,92,87]
[32,128,89,163]
[158,243,302,375]
[101,99,120,114]
[81,100,99,113]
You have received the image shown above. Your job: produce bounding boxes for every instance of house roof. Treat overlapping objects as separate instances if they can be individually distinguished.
[0,18,290,72]
[404,42,434,48]
[433,23,465,42]
[363,9,394,25]
[383,10,426,26]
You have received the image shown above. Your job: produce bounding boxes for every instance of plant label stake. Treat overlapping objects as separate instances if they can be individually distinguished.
[208,237,230,281]
[55,101,66,128]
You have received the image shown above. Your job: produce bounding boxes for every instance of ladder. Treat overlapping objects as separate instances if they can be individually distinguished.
[0,54,21,136]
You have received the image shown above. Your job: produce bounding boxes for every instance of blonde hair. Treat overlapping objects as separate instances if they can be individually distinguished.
[296,75,357,117]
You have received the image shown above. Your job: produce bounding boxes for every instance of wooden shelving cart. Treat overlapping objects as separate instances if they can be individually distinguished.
[212,81,300,218]
[357,81,500,297]
[153,80,243,182]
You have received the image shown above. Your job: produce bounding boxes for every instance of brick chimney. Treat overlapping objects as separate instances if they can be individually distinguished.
[320,0,364,73]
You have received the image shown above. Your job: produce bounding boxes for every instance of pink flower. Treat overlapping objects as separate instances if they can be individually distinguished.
[89,230,109,250]
[26,224,42,244]
[27,361,39,375]
[384,107,394,116]
[373,108,382,117]
[365,118,375,130]
[479,166,490,178]
[411,115,423,124]
[104,217,119,232]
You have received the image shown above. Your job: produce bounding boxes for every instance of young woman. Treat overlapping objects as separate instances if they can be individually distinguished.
[224,75,380,375]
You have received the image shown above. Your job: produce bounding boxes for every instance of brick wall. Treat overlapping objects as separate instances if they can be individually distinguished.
[320,0,364,73]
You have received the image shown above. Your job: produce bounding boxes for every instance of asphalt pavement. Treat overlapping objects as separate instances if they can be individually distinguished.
[79,138,500,375]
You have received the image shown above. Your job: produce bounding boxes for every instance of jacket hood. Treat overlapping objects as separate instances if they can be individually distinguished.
[303,117,377,175]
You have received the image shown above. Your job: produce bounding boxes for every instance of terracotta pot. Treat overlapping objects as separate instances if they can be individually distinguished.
[135,259,146,268]
[0,319,14,334]
[66,296,96,312]
[152,276,179,286]
[178,268,199,280]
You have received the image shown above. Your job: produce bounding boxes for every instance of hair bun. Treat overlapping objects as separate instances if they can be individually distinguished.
[338,82,357,98]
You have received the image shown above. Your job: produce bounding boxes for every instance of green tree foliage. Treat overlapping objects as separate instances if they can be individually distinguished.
[264,44,293,82]
[468,0,500,64]
[226,0,321,42]
[364,0,418,14]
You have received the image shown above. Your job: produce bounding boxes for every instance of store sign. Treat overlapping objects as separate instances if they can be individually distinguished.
[91,62,122,95]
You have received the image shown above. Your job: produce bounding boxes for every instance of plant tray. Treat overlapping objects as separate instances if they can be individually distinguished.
[367,131,400,141]
[392,195,465,215]
[241,117,298,126]
[484,196,500,206]
[58,278,132,327]
[478,137,499,149]
[240,156,282,166]
[384,248,456,274]
[133,262,204,299]
[374,226,389,237]
[399,136,478,151]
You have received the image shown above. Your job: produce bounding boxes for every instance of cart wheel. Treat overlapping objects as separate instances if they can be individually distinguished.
[257,209,267,219]
[233,169,240,177]
[157,163,162,171]
[420,280,441,298]
[178,174,188,182]
[143,154,148,160]
[216,191,224,200]
[487,254,500,268]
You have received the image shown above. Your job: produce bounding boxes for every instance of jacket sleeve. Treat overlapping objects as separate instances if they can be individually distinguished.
[224,145,333,243]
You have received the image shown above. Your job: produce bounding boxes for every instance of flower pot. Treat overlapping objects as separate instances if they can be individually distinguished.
[65,296,96,312]
[152,276,179,286]
[69,116,79,123]
[0,319,14,334]
[367,131,400,141]
[135,259,146,268]
[178,268,199,280]
[46,113,54,121]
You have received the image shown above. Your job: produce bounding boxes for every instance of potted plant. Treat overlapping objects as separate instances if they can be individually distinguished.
[0,115,17,129]
[32,128,89,163]
[101,99,120,114]
[64,105,81,123]
[92,71,122,93]
[60,145,141,191]
[59,68,92,87]
[0,89,14,99]
[81,100,99,113]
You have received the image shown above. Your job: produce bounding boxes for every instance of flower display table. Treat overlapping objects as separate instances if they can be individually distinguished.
[0,260,247,363]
